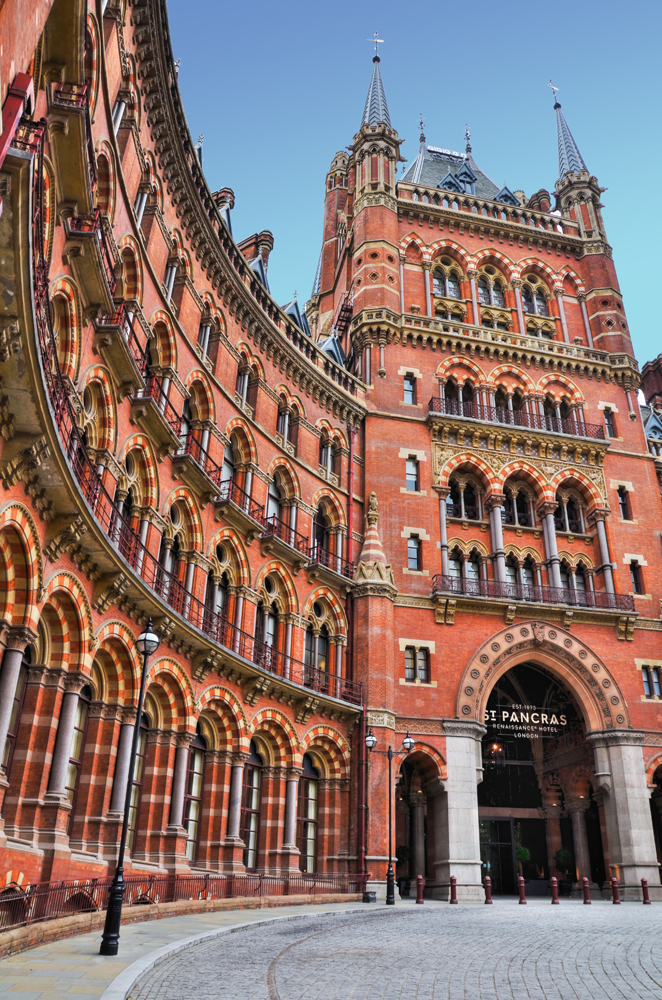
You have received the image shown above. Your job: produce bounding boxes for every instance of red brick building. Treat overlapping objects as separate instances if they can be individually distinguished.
[0,0,661,904]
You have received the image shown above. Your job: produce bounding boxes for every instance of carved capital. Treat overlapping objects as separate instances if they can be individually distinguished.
[484,493,506,512]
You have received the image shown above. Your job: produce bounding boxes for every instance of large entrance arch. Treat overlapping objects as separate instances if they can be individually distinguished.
[432,622,661,901]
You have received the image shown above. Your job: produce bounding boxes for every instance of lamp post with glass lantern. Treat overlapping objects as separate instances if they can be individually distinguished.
[365,728,415,905]
[99,619,160,956]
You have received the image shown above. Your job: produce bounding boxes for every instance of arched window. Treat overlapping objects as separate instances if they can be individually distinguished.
[447,272,461,299]
[2,647,29,777]
[179,399,193,449]
[313,505,330,556]
[478,277,491,305]
[522,558,536,590]
[466,552,481,582]
[304,623,330,684]
[521,277,549,317]
[267,479,283,522]
[184,729,206,862]
[603,407,616,438]
[447,480,461,518]
[505,557,519,587]
[241,741,263,870]
[464,483,478,520]
[127,714,149,854]
[221,442,235,484]
[433,264,462,300]
[65,684,92,834]
[448,548,462,579]
[319,434,333,474]
[492,282,506,308]
[298,753,320,873]
[566,497,581,533]
[575,564,587,592]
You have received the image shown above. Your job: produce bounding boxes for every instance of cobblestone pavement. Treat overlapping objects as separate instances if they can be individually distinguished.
[130,903,662,1000]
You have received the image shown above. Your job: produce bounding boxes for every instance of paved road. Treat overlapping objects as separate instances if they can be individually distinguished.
[130,903,662,1000]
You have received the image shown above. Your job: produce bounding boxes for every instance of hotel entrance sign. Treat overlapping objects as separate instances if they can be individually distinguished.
[484,703,568,739]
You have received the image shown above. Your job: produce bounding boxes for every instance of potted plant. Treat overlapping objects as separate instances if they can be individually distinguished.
[516,845,530,878]
[554,847,575,895]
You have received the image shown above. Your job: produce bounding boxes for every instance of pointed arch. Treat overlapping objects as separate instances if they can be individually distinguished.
[514,257,558,288]
[197,684,248,750]
[301,725,351,777]
[95,139,116,220]
[428,239,474,269]
[49,276,81,381]
[81,365,117,451]
[93,619,140,703]
[161,486,204,550]
[147,657,195,730]
[537,372,584,403]
[41,572,93,672]
[558,264,586,296]
[436,357,487,386]
[437,454,497,493]
[224,418,257,464]
[149,310,178,368]
[399,231,428,257]
[249,707,300,766]
[0,502,42,628]
[267,457,301,499]
[310,487,346,527]
[254,561,299,615]
[302,588,347,635]
[186,370,215,423]
[471,248,516,281]
[118,234,143,303]
[487,364,536,394]
[496,461,553,502]
[548,468,604,510]
[209,527,250,587]
[118,433,160,508]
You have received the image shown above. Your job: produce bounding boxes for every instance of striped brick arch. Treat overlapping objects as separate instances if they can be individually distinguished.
[197,685,248,750]
[42,157,55,262]
[0,502,42,627]
[95,140,115,219]
[514,257,558,288]
[427,239,475,269]
[558,264,586,296]
[42,571,94,663]
[436,357,486,386]
[645,752,662,788]
[301,725,350,777]
[162,486,204,550]
[49,277,80,381]
[437,454,496,493]
[249,708,300,766]
[268,458,301,499]
[498,461,554,503]
[150,311,177,368]
[472,248,517,281]
[310,487,346,528]
[187,372,215,423]
[548,469,603,510]
[93,620,140,701]
[302,589,347,636]
[487,364,536,393]
[316,418,347,450]
[254,561,299,615]
[210,527,250,587]
[536,372,584,403]
[119,235,142,302]
[82,366,116,451]
[147,658,196,731]
[224,418,257,464]
[121,434,159,508]
[84,13,99,115]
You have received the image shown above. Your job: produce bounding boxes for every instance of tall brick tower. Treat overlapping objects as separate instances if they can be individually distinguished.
[311,61,662,901]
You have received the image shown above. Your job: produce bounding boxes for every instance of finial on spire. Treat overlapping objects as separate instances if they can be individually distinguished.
[367,31,384,62]
[465,123,472,155]
[549,79,561,109]
[360,46,391,128]
[418,113,426,144]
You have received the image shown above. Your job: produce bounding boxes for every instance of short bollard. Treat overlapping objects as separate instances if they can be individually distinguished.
[550,876,560,904]
[518,875,527,904]
[484,876,493,905]
[582,877,591,904]
[611,877,621,904]
[416,874,425,904]
[449,875,458,904]
[642,878,651,905]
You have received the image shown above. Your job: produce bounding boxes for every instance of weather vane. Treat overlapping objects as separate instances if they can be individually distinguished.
[418,113,426,138]
[367,31,384,57]
[548,79,560,104]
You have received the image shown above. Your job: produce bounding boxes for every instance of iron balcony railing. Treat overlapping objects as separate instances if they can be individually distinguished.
[308,542,355,581]
[133,375,183,437]
[68,207,117,296]
[431,574,635,612]
[428,397,605,440]
[174,433,224,486]
[14,118,362,709]
[52,82,97,195]
[260,513,309,554]
[0,872,369,933]
[98,302,151,376]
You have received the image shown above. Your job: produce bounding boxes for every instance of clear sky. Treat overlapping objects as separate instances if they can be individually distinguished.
[167,0,660,367]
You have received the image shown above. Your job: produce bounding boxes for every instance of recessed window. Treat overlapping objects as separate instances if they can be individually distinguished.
[617,486,632,520]
[404,646,429,683]
[403,374,416,405]
[643,666,662,699]
[604,407,616,437]
[405,457,419,492]
[407,535,421,570]
[629,560,644,594]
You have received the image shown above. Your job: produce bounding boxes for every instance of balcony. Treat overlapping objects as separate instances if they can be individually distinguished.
[48,82,96,216]
[306,543,355,593]
[171,433,224,504]
[94,303,149,397]
[63,209,117,318]
[259,513,309,572]
[213,478,263,541]
[129,377,182,458]
[431,574,635,612]
[428,397,605,440]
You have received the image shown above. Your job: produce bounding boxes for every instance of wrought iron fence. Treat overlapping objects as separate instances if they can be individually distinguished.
[428,396,605,440]
[431,574,635,611]
[0,872,369,933]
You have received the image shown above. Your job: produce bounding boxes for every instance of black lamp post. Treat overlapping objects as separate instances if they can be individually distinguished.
[365,728,415,905]
[99,619,160,956]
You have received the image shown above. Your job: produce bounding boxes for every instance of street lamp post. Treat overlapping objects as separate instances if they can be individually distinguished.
[99,619,160,956]
[365,728,415,905]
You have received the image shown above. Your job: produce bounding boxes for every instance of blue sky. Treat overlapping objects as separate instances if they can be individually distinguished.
[167,0,660,366]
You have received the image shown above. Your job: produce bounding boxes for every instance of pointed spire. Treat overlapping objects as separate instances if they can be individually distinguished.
[550,81,587,179]
[411,113,431,184]
[361,55,391,128]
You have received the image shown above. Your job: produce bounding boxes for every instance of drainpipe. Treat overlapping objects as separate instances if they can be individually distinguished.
[358,708,367,876]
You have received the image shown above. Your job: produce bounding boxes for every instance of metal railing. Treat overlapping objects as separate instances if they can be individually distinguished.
[431,574,635,611]
[52,82,97,194]
[308,543,355,581]
[97,302,151,376]
[0,872,369,933]
[260,513,309,554]
[428,397,605,440]
[68,207,117,296]
[13,119,362,709]
[133,376,183,437]
[174,433,224,485]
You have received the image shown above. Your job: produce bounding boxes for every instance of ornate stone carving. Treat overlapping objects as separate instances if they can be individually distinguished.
[93,573,129,613]
[45,515,88,562]
[295,696,320,724]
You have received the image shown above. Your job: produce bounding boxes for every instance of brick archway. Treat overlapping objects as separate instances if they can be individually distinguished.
[456,621,630,733]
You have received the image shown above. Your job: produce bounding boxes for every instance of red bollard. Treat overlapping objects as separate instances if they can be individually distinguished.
[518,875,527,904]
[484,876,493,905]
[642,878,651,905]
[611,877,621,904]
[550,876,559,904]
[449,875,458,904]
[416,874,425,904]
[582,877,591,904]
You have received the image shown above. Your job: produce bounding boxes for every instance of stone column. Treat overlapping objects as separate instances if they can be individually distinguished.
[431,719,485,901]
[282,768,301,872]
[46,681,85,799]
[486,495,506,583]
[433,486,450,577]
[578,294,594,348]
[168,736,192,828]
[410,793,426,878]
[567,798,592,881]
[512,279,525,334]
[588,730,661,898]
[109,710,137,813]
[399,255,406,314]
[539,502,562,589]
[543,804,563,877]
[556,291,571,343]
[0,627,35,779]
[423,263,432,317]
[226,755,245,841]
[588,510,615,595]
[468,270,479,326]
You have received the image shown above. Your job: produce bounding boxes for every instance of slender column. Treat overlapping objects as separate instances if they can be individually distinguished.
[365,345,371,385]
[233,595,244,652]
[411,795,426,878]
[109,715,136,812]
[168,739,190,827]
[434,487,450,576]
[539,503,562,590]
[486,495,506,583]
[0,628,35,773]
[423,265,432,317]
[567,799,592,880]
[289,503,298,546]
[335,641,343,698]
[47,687,81,797]
[468,271,479,326]
[578,295,594,348]
[590,511,615,594]
[556,292,571,343]
[283,770,300,849]
[284,620,293,680]
[512,280,525,334]
[399,256,405,314]
[112,100,126,134]
[134,190,148,226]
[226,757,245,840]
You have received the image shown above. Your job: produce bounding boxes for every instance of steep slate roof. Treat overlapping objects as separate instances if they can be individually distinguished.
[555,100,587,178]
[281,294,311,337]
[248,254,269,291]
[402,146,502,200]
[361,57,391,128]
